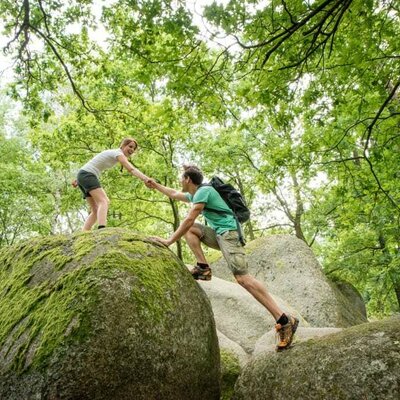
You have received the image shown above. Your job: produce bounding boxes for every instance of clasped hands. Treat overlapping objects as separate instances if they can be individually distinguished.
[144,178,157,189]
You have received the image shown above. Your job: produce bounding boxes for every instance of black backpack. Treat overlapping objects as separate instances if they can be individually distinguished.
[201,176,250,245]
[207,176,250,223]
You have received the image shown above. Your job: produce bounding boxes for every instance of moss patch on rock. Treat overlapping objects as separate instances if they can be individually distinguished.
[220,349,241,400]
[0,229,185,373]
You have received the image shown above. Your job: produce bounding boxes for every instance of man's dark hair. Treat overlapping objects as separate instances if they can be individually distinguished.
[182,165,203,185]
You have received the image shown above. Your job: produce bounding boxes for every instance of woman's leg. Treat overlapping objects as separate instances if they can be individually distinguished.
[88,188,110,227]
[82,197,98,231]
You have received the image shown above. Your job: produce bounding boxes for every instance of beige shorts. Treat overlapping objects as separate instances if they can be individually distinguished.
[194,223,248,276]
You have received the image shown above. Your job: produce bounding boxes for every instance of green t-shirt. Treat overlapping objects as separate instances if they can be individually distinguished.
[185,186,237,235]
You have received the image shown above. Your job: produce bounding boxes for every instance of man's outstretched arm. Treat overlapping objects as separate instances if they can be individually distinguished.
[146,179,189,203]
[150,203,204,246]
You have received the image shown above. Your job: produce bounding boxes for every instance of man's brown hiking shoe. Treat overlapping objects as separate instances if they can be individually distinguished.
[275,314,299,351]
[190,265,212,281]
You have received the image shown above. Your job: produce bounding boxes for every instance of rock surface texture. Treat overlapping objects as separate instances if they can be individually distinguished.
[0,229,220,400]
[211,234,367,328]
[233,316,400,400]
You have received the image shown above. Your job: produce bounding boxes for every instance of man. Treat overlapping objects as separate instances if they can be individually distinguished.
[148,165,298,351]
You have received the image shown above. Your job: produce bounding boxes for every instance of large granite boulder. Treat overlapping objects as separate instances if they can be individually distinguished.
[332,279,367,319]
[0,229,220,400]
[233,316,400,400]
[211,234,367,327]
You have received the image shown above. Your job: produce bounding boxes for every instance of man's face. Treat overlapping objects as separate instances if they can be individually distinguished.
[181,174,190,191]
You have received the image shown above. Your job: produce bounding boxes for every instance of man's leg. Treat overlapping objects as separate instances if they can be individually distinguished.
[184,223,220,280]
[235,274,283,320]
[218,231,299,350]
[184,225,208,264]
[236,274,299,350]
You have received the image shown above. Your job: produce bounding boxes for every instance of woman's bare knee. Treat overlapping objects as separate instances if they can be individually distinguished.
[97,198,109,208]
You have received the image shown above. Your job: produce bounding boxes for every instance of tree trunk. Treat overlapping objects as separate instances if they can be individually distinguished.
[169,198,183,261]
[379,234,400,312]
[246,220,255,241]
[234,171,255,241]
[291,172,308,244]
[394,282,400,312]
[51,188,61,234]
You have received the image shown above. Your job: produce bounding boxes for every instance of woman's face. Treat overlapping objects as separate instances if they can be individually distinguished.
[123,142,137,157]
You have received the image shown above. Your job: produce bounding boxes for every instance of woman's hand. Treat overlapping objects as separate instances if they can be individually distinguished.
[71,179,78,188]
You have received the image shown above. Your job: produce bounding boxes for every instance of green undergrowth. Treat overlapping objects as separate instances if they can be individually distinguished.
[0,228,182,374]
[220,349,241,400]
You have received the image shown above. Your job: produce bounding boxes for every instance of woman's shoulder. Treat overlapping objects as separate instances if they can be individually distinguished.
[100,148,123,157]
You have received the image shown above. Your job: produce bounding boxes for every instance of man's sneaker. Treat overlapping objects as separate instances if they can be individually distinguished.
[190,265,212,281]
[275,314,299,351]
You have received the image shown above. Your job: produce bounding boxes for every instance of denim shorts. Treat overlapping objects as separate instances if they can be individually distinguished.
[194,222,248,276]
[77,169,101,199]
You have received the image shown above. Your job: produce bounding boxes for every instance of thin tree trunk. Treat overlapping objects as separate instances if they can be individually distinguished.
[291,172,307,244]
[394,282,400,312]
[235,171,255,241]
[51,188,61,234]
[169,198,183,260]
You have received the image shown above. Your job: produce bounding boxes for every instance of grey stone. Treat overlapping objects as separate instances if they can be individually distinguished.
[233,316,400,400]
[217,330,249,367]
[0,229,220,400]
[332,279,367,318]
[211,234,367,327]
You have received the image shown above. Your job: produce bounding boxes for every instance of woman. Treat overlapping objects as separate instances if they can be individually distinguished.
[72,137,149,231]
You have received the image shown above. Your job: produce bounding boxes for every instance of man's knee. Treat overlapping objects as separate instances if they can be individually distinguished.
[234,273,250,287]
[184,225,202,240]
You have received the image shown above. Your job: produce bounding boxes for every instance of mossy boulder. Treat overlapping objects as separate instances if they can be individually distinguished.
[0,229,220,400]
[233,316,400,400]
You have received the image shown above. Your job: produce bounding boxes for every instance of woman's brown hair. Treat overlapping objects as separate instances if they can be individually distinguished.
[119,137,138,150]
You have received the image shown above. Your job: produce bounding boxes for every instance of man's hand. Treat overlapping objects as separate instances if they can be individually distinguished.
[71,179,78,188]
[149,236,172,247]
